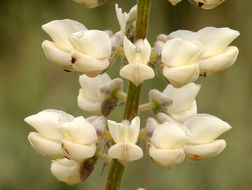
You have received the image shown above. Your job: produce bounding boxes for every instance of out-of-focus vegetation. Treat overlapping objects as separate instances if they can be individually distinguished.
[0,0,252,189]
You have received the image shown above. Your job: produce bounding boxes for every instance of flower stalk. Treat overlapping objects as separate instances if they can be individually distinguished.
[104,0,151,189]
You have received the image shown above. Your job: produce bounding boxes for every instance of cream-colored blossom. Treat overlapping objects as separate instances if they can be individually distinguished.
[42,19,87,71]
[107,117,143,166]
[161,38,204,87]
[120,37,155,86]
[50,158,81,185]
[183,114,231,160]
[70,30,112,76]
[169,27,240,76]
[149,118,189,168]
[163,83,200,122]
[24,109,74,158]
[58,116,98,162]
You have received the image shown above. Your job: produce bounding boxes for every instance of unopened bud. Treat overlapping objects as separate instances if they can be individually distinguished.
[145,118,158,137]
[149,89,173,113]
[87,116,106,136]
[100,78,123,98]
[156,112,174,123]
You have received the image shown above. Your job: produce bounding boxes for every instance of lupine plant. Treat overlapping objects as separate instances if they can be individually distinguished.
[24,0,239,189]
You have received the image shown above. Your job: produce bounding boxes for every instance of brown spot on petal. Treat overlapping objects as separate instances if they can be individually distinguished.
[193,155,201,160]
[198,2,204,7]
[71,57,76,64]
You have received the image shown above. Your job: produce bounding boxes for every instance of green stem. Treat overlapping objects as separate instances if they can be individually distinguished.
[104,0,151,189]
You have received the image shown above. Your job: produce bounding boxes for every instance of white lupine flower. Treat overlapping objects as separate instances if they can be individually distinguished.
[107,117,143,166]
[70,30,112,77]
[115,4,137,35]
[161,38,204,87]
[163,83,200,122]
[50,158,81,185]
[149,119,189,168]
[58,116,98,162]
[168,0,182,6]
[78,73,111,115]
[42,19,87,72]
[169,27,240,76]
[190,0,225,10]
[120,37,155,86]
[183,114,231,160]
[115,4,129,35]
[24,109,74,158]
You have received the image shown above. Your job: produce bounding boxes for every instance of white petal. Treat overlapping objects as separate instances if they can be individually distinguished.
[71,50,110,76]
[28,132,64,159]
[151,122,187,149]
[107,120,124,143]
[115,4,129,33]
[24,109,73,141]
[77,90,103,115]
[198,46,239,76]
[184,114,232,144]
[79,73,110,100]
[184,139,226,160]
[42,40,74,71]
[120,63,155,86]
[50,158,81,185]
[108,142,143,166]
[70,30,112,59]
[163,83,200,113]
[62,140,96,162]
[42,19,87,51]
[168,101,197,122]
[191,27,240,58]
[124,37,137,64]
[169,30,195,40]
[127,116,141,144]
[59,116,97,144]
[149,145,184,168]
[161,38,204,67]
[163,63,200,87]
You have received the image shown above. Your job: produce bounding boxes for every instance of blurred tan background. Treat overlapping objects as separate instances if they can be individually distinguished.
[0,0,251,189]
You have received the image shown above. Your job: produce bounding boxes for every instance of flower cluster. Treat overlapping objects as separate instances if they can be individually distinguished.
[25,1,239,187]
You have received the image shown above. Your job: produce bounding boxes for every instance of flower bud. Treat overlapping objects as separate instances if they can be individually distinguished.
[87,116,106,136]
[50,158,81,185]
[148,89,173,113]
[183,114,231,160]
[145,117,158,137]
